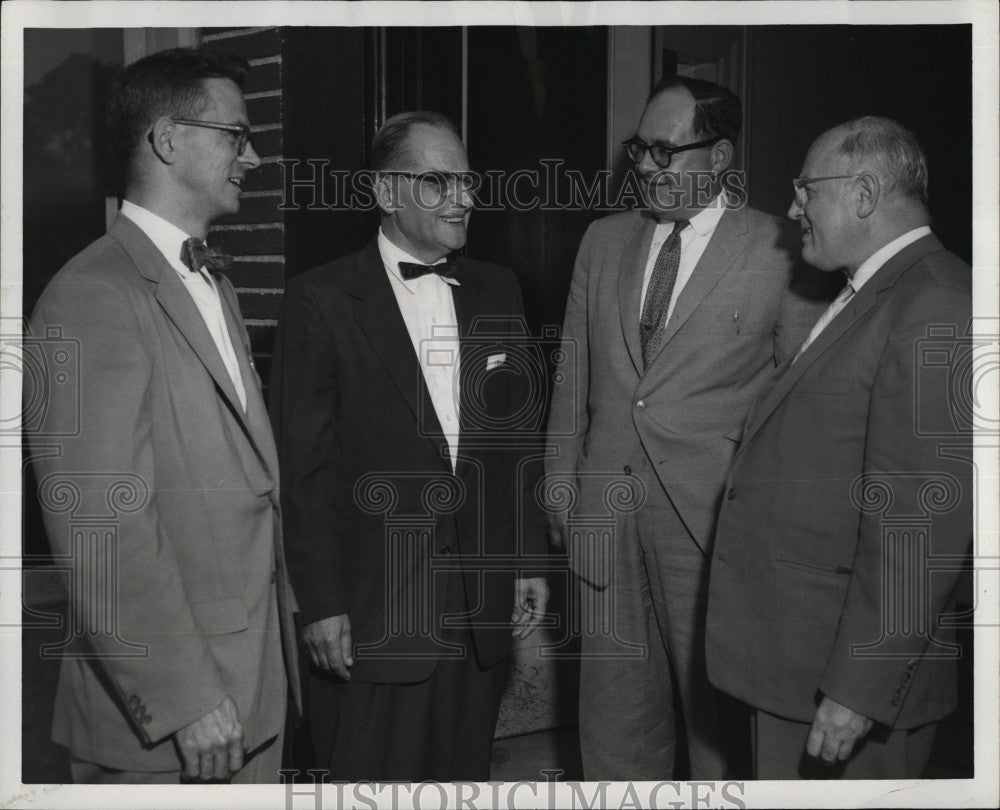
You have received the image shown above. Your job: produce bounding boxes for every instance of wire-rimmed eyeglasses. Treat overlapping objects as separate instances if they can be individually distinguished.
[171,118,253,156]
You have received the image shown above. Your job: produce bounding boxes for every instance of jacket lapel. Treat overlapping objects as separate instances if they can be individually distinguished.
[739,233,947,452]
[349,240,448,464]
[108,216,253,430]
[646,205,747,366]
[217,279,280,481]
[618,214,655,373]
[451,262,486,480]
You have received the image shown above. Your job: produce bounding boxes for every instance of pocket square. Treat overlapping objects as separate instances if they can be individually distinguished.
[486,352,507,370]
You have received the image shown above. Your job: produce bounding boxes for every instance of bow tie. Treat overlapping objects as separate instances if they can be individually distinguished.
[398,256,458,281]
[180,237,233,274]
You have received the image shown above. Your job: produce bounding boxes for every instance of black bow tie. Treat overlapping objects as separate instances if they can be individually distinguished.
[180,237,233,274]
[398,256,458,281]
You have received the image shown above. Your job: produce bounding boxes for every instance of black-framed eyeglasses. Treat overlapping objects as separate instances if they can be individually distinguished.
[380,170,482,198]
[171,118,253,156]
[622,135,723,169]
[792,173,864,202]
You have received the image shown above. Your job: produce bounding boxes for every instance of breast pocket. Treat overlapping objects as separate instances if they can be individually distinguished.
[707,302,768,336]
[191,597,249,635]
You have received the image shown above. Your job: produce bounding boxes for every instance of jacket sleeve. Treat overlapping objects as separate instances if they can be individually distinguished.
[27,275,229,745]
[817,281,973,726]
[503,269,548,561]
[543,222,594,512]
[268,276,348,626]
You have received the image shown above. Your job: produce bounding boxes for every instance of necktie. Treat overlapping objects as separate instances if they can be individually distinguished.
[793,280,856,361]
[180,237,233,275]
[398,256,458,280]
[639,219,689,367]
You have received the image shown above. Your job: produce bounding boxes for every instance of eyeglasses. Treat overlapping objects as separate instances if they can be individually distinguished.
[381,171,481,200]
[171,118,253,156]
[791,173,864,203]
[621,135,723,169]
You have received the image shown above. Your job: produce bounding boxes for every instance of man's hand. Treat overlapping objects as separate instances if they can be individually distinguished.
[806,695,874,765]
[301,614,354,680]
[174,696,244,781]
[546,516,567,550]
[511,577,549,640]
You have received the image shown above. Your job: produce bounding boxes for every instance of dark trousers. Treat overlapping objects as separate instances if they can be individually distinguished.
[306,570,509,782]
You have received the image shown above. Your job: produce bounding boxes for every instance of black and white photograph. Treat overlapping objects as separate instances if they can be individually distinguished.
[1,2,997,808]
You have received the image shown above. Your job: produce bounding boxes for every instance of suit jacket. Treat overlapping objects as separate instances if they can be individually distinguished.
[269,239,547,683]
[545,205,828,580]
[706,234,972,729]
[26,215,300,771]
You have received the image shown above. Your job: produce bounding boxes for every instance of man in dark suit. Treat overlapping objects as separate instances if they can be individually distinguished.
[26,47,299,783]
[706,116,972,779]
[269,110,549,781]
[544,76,828,780]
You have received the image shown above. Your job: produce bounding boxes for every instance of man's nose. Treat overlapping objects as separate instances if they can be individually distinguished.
[450,182,474,209]
[637,149,660,175]
[787,196,804,221]
[240,141,262,170]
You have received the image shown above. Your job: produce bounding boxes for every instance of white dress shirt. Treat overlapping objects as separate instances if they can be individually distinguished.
[794,225,932,360]
[378,229,461,471]
[120,200,247,411]
[640,195,729,323]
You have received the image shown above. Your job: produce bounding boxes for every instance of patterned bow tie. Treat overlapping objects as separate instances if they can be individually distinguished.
[180,237,233,274]
[398,256,458,281]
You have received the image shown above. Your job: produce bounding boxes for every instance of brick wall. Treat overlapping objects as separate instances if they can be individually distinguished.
[202,27,284,393]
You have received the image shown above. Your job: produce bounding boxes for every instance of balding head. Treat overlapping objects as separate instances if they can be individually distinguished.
[789,117,931,274]
[832,116,929,203]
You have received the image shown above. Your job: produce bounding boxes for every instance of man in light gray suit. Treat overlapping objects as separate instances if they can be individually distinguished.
[545,76,828,779]
[26,47,298,783]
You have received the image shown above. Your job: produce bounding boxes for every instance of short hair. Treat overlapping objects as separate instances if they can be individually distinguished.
[106,47,249,162]
[371,111,459,172]
[835,116,929,203]
[647,76,742,143]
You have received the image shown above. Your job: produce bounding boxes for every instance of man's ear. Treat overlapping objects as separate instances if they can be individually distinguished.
[711,138,735,174]
[856,171,880,218]
[149,117,178,165]
[374,175,399,215]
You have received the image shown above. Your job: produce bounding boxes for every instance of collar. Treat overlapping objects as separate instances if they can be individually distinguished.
[378,228,461,291]
[652,194,728,237]
[850,226,932,292]
[119,200,200,276]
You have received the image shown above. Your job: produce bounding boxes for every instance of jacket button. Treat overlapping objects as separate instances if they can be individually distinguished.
[439,545,452,555]
[623,465,632,475]
[636,400,645,411]
[891,698,902,707]
[727,487,736,500]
